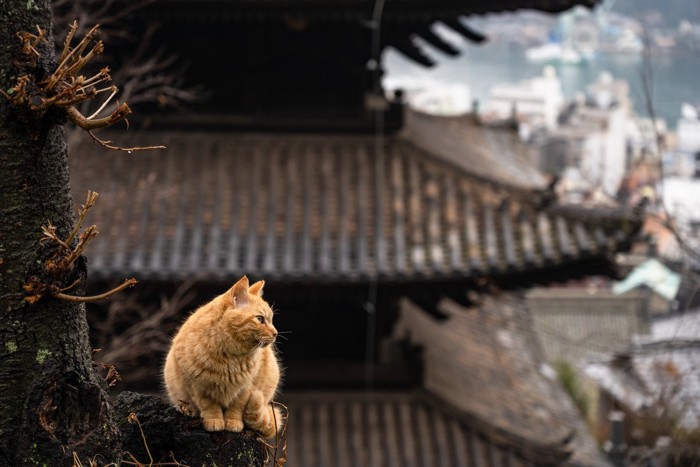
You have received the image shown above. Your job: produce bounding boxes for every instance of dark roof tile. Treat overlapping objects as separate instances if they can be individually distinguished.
[392,295,610,466]
[70,115,638,283]
[282,391,555,467]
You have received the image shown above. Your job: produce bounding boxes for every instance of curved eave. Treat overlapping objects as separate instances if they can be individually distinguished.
[147,0,600,22]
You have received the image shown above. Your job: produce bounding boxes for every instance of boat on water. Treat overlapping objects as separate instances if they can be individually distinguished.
[525,42,584,65]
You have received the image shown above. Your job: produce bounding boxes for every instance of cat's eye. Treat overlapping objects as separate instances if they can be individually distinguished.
[256,315,265,324]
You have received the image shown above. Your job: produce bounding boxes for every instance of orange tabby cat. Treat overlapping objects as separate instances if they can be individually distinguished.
[163,276,282,437]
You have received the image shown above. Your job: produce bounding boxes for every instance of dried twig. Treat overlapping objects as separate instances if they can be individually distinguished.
[2,21,165,152]
[24,191,138,304]
[128,413,153,466]
[259,402,288,466]
[52,1,204,147]
[39,190,99,276]
[17,25,46,57]
[71,451,110,467]
[67,190,99,246]
[88,130,166,153]
[66,102,132,131]
[40,223,70,249]
[89,280,196,387]
[56,278,82,293]
[122,413,190,466]
[54,278,138,303]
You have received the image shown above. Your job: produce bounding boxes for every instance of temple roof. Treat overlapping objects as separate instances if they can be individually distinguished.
[283,391,571,467]
[147,0,600,67]
[392,294,609,466]
[402,111,546,189]
[154,0,599,18]
[70,112,639,284]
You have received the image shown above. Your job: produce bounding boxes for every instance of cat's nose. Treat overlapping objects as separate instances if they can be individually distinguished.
[271,328,278,339]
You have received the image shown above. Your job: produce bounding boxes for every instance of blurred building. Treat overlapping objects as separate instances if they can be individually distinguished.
[612,258,681,316]
[70,1,649,466]
[527,287,649,365]
[669,103,700,178]
[483,66,565,132]
[585,310,700,465]
[540,72,631,203]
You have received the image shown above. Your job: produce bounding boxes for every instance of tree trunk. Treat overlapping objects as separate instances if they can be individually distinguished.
[0,1,121,464]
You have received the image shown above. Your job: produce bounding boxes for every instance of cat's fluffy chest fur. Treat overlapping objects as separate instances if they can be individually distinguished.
[163,276,282,436]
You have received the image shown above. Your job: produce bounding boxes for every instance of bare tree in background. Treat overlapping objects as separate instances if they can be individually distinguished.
[90,281,197,390]
[51,0,204,146]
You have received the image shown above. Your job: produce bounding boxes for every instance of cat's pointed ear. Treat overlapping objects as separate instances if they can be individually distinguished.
[249,280,265,297]
[227,275,250,307]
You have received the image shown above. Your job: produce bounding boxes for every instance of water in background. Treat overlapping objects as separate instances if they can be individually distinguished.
[384,41,700,128]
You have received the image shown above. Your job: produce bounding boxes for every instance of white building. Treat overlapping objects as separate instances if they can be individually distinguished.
[670,103,700,178]
[677,104,700,153]
[382,75,473,116]
[543,72,631,202]
[586,310,700,431]
[483,66,564,131]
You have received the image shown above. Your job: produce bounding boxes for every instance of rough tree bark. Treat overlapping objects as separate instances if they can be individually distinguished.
[0,1,121,465]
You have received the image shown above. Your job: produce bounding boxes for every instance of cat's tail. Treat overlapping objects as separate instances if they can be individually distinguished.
[245,390,285,439]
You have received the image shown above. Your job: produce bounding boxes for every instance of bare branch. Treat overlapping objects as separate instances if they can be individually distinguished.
[63,224,99,268]
[4,22,165,154]
[52,1,204,135]
[54,278,138,303]
[40,222,70,249]
[87,86,119,119]
[87,130,166,152]
[66,101,131,130]
[258,402,289,467]
[25,190,138,304]
[126,413,154,466]
[56,278,81,294]
[89,280,197,387]
[65,190,99,246]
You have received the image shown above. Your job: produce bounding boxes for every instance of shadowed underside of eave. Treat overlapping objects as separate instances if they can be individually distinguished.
[152,0,600,19]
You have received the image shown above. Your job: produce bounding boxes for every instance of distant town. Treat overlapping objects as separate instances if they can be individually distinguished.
[458,3,700,57]
[385,5,700,267]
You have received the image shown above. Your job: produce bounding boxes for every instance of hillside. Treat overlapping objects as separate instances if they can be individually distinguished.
[612,0,700,27]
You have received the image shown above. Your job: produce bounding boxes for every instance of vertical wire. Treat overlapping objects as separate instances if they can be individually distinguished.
[364,0,386,392]
[364,280,378,391]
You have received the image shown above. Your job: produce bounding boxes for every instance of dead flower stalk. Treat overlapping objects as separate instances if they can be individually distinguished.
[1,21,165,152]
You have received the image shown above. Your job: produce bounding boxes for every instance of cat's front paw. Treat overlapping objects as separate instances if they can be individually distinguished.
[202,417,225,432]
[225,417,244,432]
